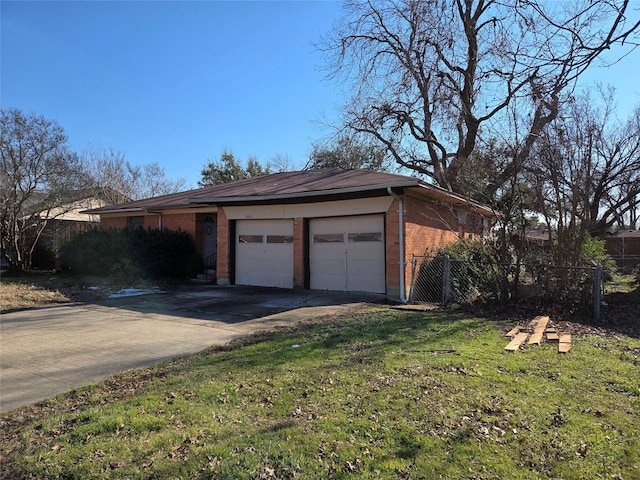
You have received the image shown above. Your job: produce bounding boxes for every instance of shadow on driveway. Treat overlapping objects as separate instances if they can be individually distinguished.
[94,284,387,323]
[0,285,387,412]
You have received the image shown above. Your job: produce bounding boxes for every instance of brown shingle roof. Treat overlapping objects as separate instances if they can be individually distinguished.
[84,168,493,216]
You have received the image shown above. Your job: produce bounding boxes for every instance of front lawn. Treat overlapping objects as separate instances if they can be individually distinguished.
[1,307,638,479]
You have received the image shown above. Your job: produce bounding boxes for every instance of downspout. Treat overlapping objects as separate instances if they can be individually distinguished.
[387,187,408,304]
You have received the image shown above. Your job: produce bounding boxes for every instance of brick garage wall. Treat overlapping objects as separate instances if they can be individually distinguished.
[385,198,401,298]
[404,194,459,258]
[386,195,462,300]
[293,218,305,289]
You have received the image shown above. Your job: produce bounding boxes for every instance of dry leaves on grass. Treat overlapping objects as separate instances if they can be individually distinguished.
[0,283,71,312]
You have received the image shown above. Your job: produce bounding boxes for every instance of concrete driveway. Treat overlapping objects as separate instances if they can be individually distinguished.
[0,285,384,413]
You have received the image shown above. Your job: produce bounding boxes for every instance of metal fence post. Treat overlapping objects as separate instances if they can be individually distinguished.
[442,255,451,304]
[593,263,602,321]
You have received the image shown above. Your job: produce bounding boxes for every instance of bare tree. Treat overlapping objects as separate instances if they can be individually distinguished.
[322,0,639,194]
[83,147,186,203]
[527,91,640,264]
[0,109,86,270]
[268,153,295,173]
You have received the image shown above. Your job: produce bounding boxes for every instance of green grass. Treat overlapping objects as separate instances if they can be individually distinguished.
[607,273,639,294]
[1,308,639,479]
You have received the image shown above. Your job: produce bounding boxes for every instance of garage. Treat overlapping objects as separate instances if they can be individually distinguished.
[236,219,294,288]
[91,169,495,302]
[309,214,385,293]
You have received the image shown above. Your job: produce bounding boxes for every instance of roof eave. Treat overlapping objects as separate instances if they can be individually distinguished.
[188,181,419,205]
[411,183,495,217]
[81,207,147,215]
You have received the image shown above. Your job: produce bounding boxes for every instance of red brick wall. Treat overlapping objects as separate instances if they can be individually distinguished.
[386,199,401,290]
[143,214,162,230]
[100,213,200,238]
[161,213,197,237]
[100,211,203,253]
[403,194,460,258]
[293,218,305,289]
[386,195,465,299]
[216,208,230,284]
[100,216,127,230]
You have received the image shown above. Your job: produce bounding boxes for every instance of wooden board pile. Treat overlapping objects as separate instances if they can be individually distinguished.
[504,316,572,353]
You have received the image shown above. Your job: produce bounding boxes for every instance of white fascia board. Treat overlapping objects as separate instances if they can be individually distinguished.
[223,197,394,220]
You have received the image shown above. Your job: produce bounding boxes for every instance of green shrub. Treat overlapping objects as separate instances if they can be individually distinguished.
[580,234,616,281]
[59,228,202,280]
[59,229,129,275]
[110,257,141,285]
[437,240,502,301]
[413,240,501,303]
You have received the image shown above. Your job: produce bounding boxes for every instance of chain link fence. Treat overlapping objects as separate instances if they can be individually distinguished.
[408,255,604,320]
[610,255,640,273]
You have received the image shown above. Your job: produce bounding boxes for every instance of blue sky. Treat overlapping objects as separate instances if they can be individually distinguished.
[2,1,639,189]
[1,1,343,187]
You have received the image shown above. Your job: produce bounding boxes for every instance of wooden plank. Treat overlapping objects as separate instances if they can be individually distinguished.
[533,316,550,333]
[528,331,544,345]
[505,326,521,337]
[558,332,572,353]
[558,342,572,353]
[546,332,560,341]
[527,317,542,327]
[545,327,557,333]
[505,332,529,351]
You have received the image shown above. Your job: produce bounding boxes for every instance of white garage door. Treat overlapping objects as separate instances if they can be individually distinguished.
[310,215,385,293]
[236,219,294,289]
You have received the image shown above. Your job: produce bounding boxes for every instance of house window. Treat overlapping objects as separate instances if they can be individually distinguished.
[128,216,144,229]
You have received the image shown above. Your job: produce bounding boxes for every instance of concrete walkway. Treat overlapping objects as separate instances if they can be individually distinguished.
[0,286,384,412]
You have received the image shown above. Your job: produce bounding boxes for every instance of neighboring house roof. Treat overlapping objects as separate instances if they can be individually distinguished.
[606,230,640,239]
[522,229,551,241]
[18,189,111,222]
[84,168,495,217]
[48,197,105,222]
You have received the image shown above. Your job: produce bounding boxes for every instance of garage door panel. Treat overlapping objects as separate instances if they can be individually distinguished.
[310,259,347,291]
[346,259,385,292]
[310,215,385,293]
[236,220,293,289]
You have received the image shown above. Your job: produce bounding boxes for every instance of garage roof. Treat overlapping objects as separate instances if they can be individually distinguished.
[84,168,493,216]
